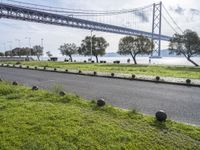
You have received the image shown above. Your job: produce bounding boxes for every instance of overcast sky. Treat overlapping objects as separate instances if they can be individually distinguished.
[0,0,199,56]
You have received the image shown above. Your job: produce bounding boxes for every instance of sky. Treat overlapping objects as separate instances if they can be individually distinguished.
[0,0,199,56]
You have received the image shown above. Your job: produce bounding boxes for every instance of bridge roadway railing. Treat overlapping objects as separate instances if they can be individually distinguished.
[0,3,171,41]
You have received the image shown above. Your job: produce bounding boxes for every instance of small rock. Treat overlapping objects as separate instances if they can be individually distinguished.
[155,110,167,122]
[186,79,191,84]
[12,81,18,86]
[32,86,39,91]
[59,91,65,96]
[97,98,106,107]
[156,76,160,81]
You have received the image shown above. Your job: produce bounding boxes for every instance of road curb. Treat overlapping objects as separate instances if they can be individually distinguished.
[1,64,200,88]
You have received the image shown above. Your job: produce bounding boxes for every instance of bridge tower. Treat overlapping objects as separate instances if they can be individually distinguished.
[151,2,162,58]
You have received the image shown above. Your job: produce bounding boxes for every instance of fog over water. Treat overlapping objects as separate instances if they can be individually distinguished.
[40,56,200,66]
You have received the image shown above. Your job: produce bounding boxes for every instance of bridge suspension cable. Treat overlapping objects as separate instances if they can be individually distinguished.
[2,0,154,32]
[4,0,153,16]
[162,14,179,34]
[162,4,184,34]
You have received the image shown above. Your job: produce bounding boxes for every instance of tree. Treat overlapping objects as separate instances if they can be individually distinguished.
[5,51,12,57]
[4,47,32,58]
[19,47,32,58]
[169,29,200,66]
[12,48,21,57]
[33,45,43,61]
[46,51,52,59]
[118,36,154,64]
[79,35,109,63]
[59,43,78,62]
[0,52,4,56]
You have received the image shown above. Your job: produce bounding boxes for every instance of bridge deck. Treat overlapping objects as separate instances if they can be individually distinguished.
[0,3,171,41]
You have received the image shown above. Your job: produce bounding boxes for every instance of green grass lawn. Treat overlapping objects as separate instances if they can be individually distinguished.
[3,61,200,79]
[0,81,200,149]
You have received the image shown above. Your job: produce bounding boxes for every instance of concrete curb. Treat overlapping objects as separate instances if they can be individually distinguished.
[1,64,200,88]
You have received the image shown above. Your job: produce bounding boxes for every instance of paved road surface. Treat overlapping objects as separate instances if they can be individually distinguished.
[0,67,200,125]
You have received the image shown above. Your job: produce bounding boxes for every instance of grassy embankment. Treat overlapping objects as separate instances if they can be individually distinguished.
[0,81,200,149]
[3,61,200,79]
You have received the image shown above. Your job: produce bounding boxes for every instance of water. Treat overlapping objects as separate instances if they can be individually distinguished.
[39,56,200,66]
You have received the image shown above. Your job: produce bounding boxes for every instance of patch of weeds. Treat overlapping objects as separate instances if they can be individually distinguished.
[128,105,140,114]
[92,105,125,118]
[0,86,16,96]
[5,93,24,100]
[117,134,131,143]
[90,100,96,104]
[127,109,143,120]
[150,119,168,131]
[59,96,72,103]
[50,83,64,94]
[0,104,6,110]
[131,108,137,114]
[22,139,43,150]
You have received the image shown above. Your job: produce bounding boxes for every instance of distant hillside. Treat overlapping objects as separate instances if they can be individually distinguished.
[104,52,121,57]
[160,49,178,57]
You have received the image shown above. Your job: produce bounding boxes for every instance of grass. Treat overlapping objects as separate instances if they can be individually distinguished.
[0,81,200,149]
[3,61,200,79]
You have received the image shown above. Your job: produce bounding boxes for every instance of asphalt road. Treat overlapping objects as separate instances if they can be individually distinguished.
[0,67,200,126]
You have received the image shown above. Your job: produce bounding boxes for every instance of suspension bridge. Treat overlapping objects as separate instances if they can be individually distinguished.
[0,0,183,57]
